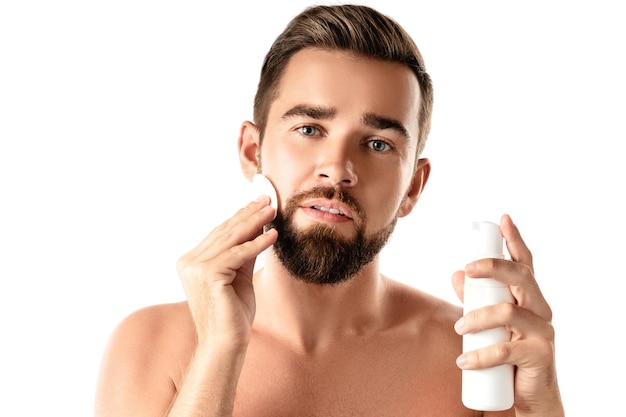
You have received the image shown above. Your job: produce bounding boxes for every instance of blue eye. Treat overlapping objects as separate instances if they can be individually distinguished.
[298,126,318,136]
[368,139,390,152]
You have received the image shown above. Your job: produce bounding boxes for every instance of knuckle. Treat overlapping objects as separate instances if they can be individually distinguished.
[176,254,191,275]
[484,257,498,271]
[177,258,212,283]
[227,242,247,257]
[545,305,554,323]
[536,339,555,363]
[236,202,257,218]
[544,322,556,342]
[499,301,516,320]
[522,339,555,368]
[493,343,513,362]
[521,262,534,280]
[217,228,235,245]
[212,221,233,242]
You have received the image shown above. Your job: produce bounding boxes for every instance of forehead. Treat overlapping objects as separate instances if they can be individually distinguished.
[270,48,421,136]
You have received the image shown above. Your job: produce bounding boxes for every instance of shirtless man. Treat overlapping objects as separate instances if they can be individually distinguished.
[95,5,564,416]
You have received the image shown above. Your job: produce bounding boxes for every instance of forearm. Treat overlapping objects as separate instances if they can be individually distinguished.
[166,343,248,417]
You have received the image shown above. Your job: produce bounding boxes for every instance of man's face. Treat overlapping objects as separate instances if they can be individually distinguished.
[259,48,423,284]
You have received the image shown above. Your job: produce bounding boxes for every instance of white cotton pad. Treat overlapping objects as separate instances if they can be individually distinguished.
[252,174,278,218]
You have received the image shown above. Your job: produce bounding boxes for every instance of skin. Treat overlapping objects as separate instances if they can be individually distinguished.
[95,48,563,417]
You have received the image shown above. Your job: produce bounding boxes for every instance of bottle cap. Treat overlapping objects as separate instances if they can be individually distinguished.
[472,221,504,260]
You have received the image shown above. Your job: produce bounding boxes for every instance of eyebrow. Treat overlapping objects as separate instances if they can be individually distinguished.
[282,105,410,139]
[362,112,410,139]
[282,105,337,120]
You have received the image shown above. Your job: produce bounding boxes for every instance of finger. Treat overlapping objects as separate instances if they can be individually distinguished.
[455,302,554,341]
[457,337,555,371]
[186,197,275,261]
[212,228,278,286]
[466,258,551,321]
[229,230,278,314]
[501,214,533,272]
[180,227,278,289]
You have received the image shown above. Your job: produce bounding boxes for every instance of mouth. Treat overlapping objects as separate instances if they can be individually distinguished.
[301,198,355,221]
[311,205,346,216]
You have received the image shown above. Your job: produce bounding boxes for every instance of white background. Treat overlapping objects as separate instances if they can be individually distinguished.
[1,1,624,415]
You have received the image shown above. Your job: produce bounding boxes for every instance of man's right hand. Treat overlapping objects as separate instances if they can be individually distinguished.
[176,195,278,351]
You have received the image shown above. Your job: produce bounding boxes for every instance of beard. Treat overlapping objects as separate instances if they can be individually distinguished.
[268,186,397,286]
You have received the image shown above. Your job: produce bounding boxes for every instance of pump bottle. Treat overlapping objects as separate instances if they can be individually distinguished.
[461,221,514,411]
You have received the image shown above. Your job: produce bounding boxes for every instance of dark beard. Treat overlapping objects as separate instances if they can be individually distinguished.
[268,186,397,285]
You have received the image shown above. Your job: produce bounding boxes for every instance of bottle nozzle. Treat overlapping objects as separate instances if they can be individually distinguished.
[472,221,504,260]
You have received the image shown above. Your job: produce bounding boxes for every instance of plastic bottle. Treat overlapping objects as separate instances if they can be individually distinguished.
[461,221,514,411]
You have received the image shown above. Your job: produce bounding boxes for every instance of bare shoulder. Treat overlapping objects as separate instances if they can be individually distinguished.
[381,276,464,363]
[95,302,194,417]
[383,276,462,329]
[103,302,194,359]
[114,301,193,337]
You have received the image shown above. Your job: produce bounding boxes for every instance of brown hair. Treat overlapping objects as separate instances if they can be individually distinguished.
[253,4,434,156]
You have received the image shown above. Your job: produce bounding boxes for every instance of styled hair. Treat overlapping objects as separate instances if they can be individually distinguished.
[253,4,434,156]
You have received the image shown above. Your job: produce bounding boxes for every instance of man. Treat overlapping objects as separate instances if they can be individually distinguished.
[95,5,564,416]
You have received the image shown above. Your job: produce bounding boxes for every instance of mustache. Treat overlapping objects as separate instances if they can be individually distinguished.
[286,186,366,222]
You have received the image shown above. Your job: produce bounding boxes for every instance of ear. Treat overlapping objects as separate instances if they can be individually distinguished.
[238,121,261,181]
[397,158,431,218]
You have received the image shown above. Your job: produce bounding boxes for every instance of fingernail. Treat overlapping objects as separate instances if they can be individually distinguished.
[456,354,468,369]
[254,194,267,203]
[465,262,477,274]
[454,318,465,334]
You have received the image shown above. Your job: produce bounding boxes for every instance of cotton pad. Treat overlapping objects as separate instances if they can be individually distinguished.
[252,174,278,219]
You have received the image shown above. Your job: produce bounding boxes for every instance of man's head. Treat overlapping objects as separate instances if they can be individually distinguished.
[253,4,433,157]
[239,5,432,285]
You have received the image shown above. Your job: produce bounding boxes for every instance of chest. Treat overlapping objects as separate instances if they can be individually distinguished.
[232,334,474,417]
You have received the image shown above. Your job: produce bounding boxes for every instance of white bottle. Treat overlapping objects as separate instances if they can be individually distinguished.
[461,221,514,411]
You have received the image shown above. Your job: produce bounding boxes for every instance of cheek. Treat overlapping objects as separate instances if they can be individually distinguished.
[261,145,306,179]
[368,161,416,215]
[361,181,406,231]
[260,132,302,168]
[260,146,312,207]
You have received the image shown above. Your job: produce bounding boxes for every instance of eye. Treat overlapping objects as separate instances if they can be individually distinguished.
[368,139,391,152]
[297,125,319,137]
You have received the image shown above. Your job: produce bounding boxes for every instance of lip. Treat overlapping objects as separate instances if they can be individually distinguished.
[300,198,355,221]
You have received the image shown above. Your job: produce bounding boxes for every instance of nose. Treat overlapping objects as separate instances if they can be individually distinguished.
[314,144,358,187]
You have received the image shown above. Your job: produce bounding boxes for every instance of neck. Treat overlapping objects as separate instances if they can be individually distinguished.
[253,250,389,353]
